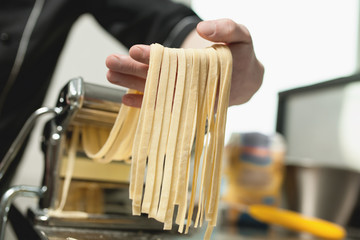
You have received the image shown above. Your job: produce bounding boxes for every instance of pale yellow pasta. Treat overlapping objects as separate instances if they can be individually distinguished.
[52,98,141,217]
[142,48,170,213]
[71,43,232,240]
[205,44,232,238]
[158,49,186,225]
[131,44,164,215]
[149,48,179,219]
[48,126,88,219]
[81,88,141,164]
[130,43,232,239]
[185,49,208,234]
[99,105,140,163]
[155,48,190,223]
[112,106,140,161]
[195,47,219,227]
[174,49,200,233]
[57,126,80,211]
[171,49,193,207]
[82,101,128,160]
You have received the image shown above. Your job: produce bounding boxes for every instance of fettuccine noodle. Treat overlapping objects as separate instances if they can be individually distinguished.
[130,43,232,239]
[59,43,232,240]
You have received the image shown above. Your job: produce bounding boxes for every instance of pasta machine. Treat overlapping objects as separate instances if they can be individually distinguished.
[0,77,171,240]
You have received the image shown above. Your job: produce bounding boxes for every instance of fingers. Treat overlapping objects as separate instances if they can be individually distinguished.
[106,54,148,79]
[106,45,151,93]
[196,19,252,44]
[129,45,151,65]
[122,94,143,108]
[106,44,151,91]
[106,70,146,92]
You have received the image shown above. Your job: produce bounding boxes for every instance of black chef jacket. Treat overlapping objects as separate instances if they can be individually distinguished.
[0,0,201,187]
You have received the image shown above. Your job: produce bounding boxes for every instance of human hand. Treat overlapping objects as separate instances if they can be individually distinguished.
[196,19,264,106]
[106,19,264,107]
[106,46,148,107]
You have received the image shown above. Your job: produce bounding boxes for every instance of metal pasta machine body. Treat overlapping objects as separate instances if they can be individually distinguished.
[0,77,164,240]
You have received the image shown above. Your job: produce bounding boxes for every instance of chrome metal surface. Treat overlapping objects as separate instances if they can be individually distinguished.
[41,77,127,209]
[41,77,84,209]
[0,185,47,240]
[39,77,141,232]
[283,164,360,226]
[32,224,328,240]
[82,81,125,113]
[0,107,62,181]
[60,77,126,127]
[30,208,164,231]
[1,77,144,238]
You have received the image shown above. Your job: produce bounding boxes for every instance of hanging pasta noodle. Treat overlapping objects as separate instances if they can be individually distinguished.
[69,43,232,239]
[131,44,164,215]
[149,48,179,219]
[82,89,141,163]
[56,126,79,212]
[141,48,171,214]
[130,43,232,240]
[48,126,88,218]
[156,48,186,225]
[50,94,141,218]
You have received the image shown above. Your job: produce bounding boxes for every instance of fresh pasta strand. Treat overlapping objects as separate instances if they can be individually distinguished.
[195,47,219,228]
[205,45,232,238]
[174,49,200,233]
[159,49,186,226]
[150,49,180,220]
[142,48,170,213]
[57,126,80,212]
[82,101,128,160]
[155,48,191,223]
[81,88,141,164]
[99,105,140,163]
[77,43,232,240]
[52,96,141,216]
[132,44,164,215]
[185,49,208,234]
[49,126,87,219]
[128,43,232,239]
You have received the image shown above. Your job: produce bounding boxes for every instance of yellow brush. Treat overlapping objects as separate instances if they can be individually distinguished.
[248,204,346,240]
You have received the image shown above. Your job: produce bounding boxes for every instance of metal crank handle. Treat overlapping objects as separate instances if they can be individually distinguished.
[0,185,47,240]
[0,107,62,181]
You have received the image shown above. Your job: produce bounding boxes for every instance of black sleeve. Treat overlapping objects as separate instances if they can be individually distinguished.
[89,0,202,48]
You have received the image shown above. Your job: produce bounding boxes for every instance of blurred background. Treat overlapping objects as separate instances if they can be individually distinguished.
[7,0,360,239]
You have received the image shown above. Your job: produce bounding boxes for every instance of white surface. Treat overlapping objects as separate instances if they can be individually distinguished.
[192,0,359,138]
[284,87,344,166]
[339,82,360,171]
[283,81,360,171]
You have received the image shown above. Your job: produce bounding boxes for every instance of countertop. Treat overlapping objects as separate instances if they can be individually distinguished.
[30,205,360,240]
[34,223,360,240]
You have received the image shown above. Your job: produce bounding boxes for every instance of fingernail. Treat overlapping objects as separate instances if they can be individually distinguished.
[198,21,215,36]
[130,45,145,59]
[112,55,121,62]
[135,46,145,59]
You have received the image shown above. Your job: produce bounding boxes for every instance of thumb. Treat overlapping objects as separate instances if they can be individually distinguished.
[196,19,252,44]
